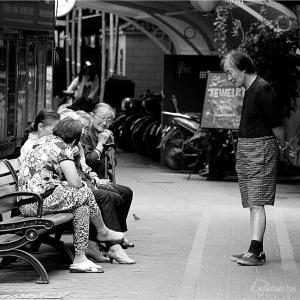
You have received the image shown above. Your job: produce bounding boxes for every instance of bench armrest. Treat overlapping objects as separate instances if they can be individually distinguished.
[0,192,43,218]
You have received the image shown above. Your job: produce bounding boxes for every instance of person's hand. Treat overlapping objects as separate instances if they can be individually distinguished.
[279,142,295,164]
[97,130,113,145]
[94,177,112,188]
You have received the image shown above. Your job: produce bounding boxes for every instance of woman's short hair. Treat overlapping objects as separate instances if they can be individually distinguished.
[53,118,83,145]
[221,49,255,74]
[33,110,60,132]
[93,103,115,118]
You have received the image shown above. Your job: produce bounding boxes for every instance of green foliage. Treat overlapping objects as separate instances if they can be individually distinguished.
[240,22,298,116]
[213,2,230,56]
[213,4,299,116]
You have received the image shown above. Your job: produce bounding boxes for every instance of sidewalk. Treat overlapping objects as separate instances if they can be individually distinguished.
[0,151,300,299]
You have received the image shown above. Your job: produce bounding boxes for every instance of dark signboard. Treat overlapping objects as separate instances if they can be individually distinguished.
[200,72,244,129]
[0,1,54,31]
[163,55,220,114]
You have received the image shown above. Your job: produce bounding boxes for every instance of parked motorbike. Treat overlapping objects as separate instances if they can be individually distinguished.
[111,94,162,160]
[161,110,208,173]
[205,129,237,180]
[161,95,237,180]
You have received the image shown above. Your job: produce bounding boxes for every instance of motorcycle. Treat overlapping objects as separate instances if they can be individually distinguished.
[161,95,237,180]
[205,129,237,180]
[160,95,208,173]
[112,95,162,161]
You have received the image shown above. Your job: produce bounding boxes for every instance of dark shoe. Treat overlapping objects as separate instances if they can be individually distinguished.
[97,230,125,244]
[236,251,265,266]
[231,251,266,262]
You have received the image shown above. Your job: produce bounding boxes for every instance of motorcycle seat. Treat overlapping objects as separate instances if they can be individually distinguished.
[173,117,199,133]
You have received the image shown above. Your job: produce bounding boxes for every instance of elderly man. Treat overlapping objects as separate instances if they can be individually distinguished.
[80,103,134,252]
[222,50,286,266]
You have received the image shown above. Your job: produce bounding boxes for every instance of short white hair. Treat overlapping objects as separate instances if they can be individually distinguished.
[93,103,115,118]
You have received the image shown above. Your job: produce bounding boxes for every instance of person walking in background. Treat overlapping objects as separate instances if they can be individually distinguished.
[222,49,287,266]
[65,60,99,112]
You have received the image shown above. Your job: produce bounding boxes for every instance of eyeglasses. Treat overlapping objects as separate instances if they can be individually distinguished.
[94,112,114,126]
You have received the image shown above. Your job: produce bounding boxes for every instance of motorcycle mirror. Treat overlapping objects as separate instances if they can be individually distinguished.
[171,95,179,113]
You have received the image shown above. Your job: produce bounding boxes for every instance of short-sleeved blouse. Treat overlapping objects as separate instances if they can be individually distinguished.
[18,134,74,196]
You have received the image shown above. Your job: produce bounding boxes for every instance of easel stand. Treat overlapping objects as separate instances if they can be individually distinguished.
[228,129,237,157]
[103,142,117,186]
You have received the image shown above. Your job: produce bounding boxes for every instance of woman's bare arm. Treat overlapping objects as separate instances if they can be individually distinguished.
[60,160,82,188]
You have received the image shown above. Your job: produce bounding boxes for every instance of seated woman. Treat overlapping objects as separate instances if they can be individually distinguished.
[19,110,60,163]
[60,110,135,264]
[18,118,125,273]
[81,103,134,248]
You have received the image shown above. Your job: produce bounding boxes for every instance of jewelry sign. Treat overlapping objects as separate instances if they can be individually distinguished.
[200,72,244,129]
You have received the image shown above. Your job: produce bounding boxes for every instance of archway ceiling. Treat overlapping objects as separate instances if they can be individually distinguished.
[76,0,296,55]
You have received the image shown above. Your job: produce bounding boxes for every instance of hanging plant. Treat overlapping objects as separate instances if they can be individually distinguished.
[213,2,230,56]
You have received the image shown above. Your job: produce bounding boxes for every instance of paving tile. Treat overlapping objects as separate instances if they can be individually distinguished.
[1,151,300,299]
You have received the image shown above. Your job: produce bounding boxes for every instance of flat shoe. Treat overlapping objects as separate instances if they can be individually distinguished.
[70,260,104,273]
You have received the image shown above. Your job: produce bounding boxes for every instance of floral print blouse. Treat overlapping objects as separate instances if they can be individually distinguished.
[18,134,74,196]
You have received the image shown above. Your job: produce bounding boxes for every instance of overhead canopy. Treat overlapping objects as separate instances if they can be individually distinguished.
[75,0,296,55]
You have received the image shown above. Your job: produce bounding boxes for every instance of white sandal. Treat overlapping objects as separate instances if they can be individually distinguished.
[70,260,104,273]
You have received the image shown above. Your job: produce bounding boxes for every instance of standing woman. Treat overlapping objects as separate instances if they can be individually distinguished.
[222,50,285,266]
[65,60,99,112]
[18,118,125,273]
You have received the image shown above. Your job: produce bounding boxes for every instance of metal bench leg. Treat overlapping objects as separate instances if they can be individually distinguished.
[1,249,49,284]
[30,241,42,252]
[54,227,64,241]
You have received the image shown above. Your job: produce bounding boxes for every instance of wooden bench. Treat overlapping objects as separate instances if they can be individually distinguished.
[0,158,74,284]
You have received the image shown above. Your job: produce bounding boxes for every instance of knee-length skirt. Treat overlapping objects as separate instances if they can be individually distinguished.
[236,136,279,208]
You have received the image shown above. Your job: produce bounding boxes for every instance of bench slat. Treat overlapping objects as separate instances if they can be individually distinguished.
[0,213,73,227]
[0,161,10,172]
[0,185,17,197]
[0,233,19,243]
[0,186,18,215]
[0,174,16,187]
[7,159,20,172]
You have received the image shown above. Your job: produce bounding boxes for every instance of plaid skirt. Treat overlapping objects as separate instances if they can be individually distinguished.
[236,136,279,208]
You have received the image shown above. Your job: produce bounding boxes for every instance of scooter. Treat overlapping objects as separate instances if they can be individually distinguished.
[160,95,208,173]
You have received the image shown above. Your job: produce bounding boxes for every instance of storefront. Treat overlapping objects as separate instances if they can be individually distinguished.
[0,1,55,158]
